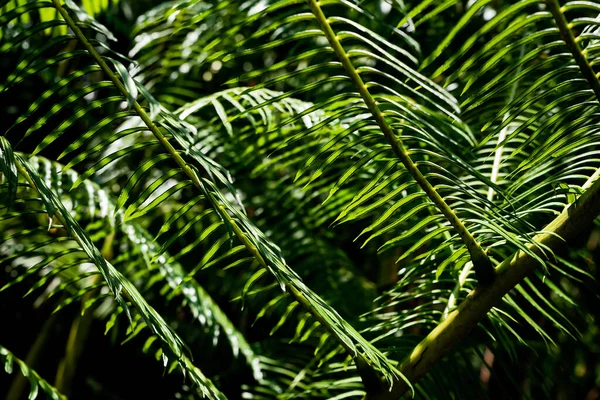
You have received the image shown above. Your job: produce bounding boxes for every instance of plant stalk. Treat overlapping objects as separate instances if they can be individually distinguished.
[368,176,600,399]
[546,0,600,102]
[51,0,379,379]
[305,0,495,285]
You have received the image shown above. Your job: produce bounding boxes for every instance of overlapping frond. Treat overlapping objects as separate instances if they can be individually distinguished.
[0,146,226,398]
[2,0,599,397]
[13,153,262,379]
[127,3,597,391]
[192,0,579,298]
[403,0,600,317]
[193,1,599,394]
[143,0,582,345]
[0,0,404,392]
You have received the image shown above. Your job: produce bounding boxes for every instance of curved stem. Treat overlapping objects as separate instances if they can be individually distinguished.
[369,175,600,399]
[305,0,494,285]
[51,0,380,380]
[546,0,600,102]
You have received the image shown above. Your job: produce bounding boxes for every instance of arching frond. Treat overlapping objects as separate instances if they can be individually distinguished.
[0,344,66,400]
[0,0,404,391]
[2,0,600,398]
[0,143,226,399]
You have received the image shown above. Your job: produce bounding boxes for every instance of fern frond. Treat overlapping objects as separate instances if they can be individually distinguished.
[1,0,403,390]
[0,142,226,399]
[0,344,66,400]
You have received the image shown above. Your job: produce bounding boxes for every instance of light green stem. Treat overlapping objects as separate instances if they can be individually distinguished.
[441,260,472,321]
[51,0,376,375]
[368,176,600,399]
[546,0,600,102]
[305,0,494,285]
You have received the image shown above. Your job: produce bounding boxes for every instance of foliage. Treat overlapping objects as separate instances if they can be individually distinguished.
[1,0,600,399]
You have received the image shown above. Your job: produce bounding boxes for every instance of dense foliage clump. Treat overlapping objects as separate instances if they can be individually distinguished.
[1,0,600,398]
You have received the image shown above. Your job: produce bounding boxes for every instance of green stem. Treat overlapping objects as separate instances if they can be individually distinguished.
[546,0,600,102]
[12,161,110,396]
[305,0,494,285]
[368,176,600,399]
[51,0,377,378]
[230,216,359,358]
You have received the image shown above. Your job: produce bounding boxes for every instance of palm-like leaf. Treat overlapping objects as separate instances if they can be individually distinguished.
[1,0,405,396]
[2,0,600,398]
[134,0,600,395]
[0,146,227,399]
